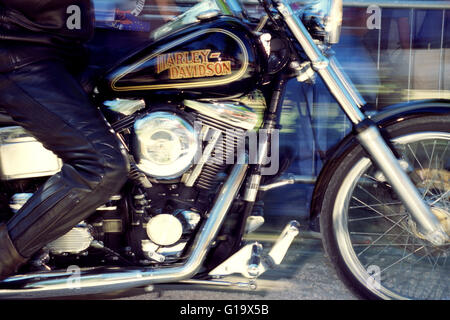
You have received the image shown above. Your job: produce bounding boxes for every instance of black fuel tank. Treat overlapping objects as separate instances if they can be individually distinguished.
[98,16,265,99]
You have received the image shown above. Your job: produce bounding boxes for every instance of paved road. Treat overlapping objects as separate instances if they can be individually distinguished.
[115,235,357,300]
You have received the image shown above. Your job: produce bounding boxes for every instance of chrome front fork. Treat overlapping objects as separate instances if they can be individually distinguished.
[277,1,448,245]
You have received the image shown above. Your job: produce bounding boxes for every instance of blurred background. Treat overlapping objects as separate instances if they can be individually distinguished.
[89,0,450,229]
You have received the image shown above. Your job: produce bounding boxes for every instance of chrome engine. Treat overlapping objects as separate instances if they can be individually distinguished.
[124,100,258,264]
[1,99,258,264]
[130,100,257,183]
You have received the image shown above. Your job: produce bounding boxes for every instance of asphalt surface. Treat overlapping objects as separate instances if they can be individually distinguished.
[114,235,357,300]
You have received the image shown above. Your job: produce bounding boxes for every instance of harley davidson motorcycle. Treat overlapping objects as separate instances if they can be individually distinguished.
[0,0,448,300]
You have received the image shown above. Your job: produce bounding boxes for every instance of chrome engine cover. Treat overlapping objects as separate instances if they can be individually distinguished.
[183,100,258,131]
[140,210,201,263]
[0,126,62,180]
[146,214,183,246]
[131,101,257,181]
[46,223,93,255]
[132,111,198,179]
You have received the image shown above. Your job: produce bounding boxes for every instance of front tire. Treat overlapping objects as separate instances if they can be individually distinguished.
[320,115,450,299]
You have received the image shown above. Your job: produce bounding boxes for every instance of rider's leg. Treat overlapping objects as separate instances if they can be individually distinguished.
[0,60,129,279]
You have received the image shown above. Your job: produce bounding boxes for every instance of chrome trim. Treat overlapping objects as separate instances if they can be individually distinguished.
[184,128,221,187]
[196,9,220,21]
[184,100,258,131]
[266,221,300,265]
[0,126,63,180]
[303,0,343,44]
[333,131,450,299]
[259,175,317,191]
[209,242,262,278]
[329,56,366,108]
[277,0,447,244]
[276,1,366,124]
[133,111,198,179]
[46,223,93,255]
[243,173,261,202]
[209,220,300,278]
[103,99,145,116]
[172,279,257,290]
[0,154,248,299]
[333,156,397,300]
[357,127,449,245]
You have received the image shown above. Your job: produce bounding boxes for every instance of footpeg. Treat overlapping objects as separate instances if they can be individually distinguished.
[209,220,300,279]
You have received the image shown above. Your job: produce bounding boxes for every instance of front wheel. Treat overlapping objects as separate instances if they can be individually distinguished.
[320,115,449,299]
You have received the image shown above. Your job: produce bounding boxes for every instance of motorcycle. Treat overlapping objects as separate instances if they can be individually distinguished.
[0,0,448,300]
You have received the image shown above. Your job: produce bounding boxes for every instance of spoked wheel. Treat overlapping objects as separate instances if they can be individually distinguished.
[320,115,449,299]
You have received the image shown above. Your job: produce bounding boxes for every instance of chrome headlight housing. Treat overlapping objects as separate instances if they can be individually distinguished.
[302,0,343,45]
[132,112,198,180]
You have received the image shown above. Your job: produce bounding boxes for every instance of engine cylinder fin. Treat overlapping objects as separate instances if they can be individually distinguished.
[191,111,248,191]
[111,115,136,132]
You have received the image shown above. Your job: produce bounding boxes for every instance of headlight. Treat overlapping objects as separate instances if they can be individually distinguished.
[133,112,198,179]
[303,0,343,44]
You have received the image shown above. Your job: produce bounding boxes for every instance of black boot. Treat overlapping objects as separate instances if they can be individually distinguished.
[0,223,27,281]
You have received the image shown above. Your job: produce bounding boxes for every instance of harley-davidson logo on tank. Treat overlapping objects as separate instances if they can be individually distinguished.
[156,50,232,80]
[109,28,250,92]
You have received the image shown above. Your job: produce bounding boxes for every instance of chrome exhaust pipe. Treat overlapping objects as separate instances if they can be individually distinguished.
[0,157,248,299]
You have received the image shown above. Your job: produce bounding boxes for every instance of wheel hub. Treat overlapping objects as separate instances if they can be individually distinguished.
[431,206,450,236]
[407,206,450,244]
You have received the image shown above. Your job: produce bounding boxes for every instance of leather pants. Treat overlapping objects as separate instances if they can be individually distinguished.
[0,59,129,258]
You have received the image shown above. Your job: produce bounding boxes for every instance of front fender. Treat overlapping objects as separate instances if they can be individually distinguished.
[310,99,450,221]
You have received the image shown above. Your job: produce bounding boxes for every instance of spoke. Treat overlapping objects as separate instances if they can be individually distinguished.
[417,243,437,267]
[350,232,410,237]
[409,247,438,268]
[348,213,406,222]
[426,142,445,198]
[350,202,403,209]
[432,252,442,272]
[353,243,430,247]
[357,215,408,257]
[400,232,411,269]
[439,142,449,165]
[356,185,399,216]
[351,196,413,236]
[380,246,425,274]
[342,135,450,299]
[421,140,436,166]
[363,173,392,187]
[417,140,448,198]
[408,144,425,174]
[421,168,441,199]
[360,229,410,268]
[429,190,450,206]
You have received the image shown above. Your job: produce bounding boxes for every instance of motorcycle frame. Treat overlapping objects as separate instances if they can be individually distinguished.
[1,0,449,299]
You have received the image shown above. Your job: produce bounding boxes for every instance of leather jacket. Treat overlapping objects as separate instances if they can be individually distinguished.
[0,0,94,72]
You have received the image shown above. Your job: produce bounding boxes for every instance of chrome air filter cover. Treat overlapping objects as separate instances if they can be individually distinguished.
[132,111,198,179]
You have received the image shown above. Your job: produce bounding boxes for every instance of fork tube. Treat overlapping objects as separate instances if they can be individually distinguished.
[276,1,448,245]
[277,2,366,124]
